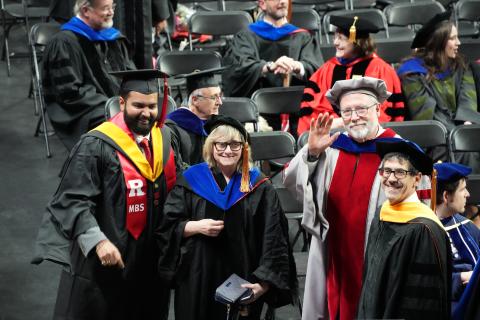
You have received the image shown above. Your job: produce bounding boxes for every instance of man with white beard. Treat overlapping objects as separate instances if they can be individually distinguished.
[42,0,136,150]
[284,77,421,320]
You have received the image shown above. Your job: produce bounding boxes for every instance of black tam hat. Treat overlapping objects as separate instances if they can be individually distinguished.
[411,10,452,49]
[175,66,227,96]
[330,15,380,42]
[376,140,433,175]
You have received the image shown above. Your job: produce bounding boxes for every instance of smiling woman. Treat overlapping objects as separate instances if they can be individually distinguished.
[157,115,298,320]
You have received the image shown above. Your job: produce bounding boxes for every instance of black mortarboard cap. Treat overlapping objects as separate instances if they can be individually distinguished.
[434,162,472,183]
[175,66,227,96]
[330,15,380,40]
[376,140,433,175]
[110,69,169,95]
[204,114,249,142]
[411,10,452,49]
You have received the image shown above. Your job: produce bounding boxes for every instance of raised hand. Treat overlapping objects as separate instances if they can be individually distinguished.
[307,113,341,157]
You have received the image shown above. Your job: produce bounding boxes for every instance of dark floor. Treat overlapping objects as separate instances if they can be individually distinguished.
[0,22,305,320]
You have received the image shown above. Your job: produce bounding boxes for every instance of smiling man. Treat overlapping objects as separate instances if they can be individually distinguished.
[357,140,451,319]
[42,0,136,150]
[223,0,321,131]
[284,76,407,320]
[33,69,179,320]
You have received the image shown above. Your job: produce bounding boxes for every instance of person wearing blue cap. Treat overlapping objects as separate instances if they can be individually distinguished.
[357,140,451,319]
[434,162,480,307]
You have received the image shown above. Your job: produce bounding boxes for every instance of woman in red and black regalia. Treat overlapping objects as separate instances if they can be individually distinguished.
[157,115,297,320]
[298,16,405,135]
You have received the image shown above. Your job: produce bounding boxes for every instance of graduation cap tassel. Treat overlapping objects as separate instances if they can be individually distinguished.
[240,143,250,193]
[431,168,437,212]
[349,16,358,43]
[157,75,169,127]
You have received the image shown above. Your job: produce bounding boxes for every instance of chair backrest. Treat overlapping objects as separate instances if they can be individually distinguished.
[297,131,309,150]
[449,124,480,160]
[384,1,445,26]
[466,174,480,205]
[323,8,388,42]
[274,187,303,213]
[382,120,449,149]
[249,131,296,161]
[188,10,252,36]
[105,96,121,120]
[30,21,61,47]
[220,97,259,131]
[290,8,322,43]
[455,0,480,22]
[374,37,413,65]
[157,50,222,76]
[251,86,304,115]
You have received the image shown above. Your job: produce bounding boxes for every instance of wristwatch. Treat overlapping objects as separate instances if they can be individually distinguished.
[266,61,274,72]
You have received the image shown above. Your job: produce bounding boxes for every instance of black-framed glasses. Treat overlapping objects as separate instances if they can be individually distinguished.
[378,168,415,179]
[214,141,243,151]
[196,93,223,102]
[340,103,377,119]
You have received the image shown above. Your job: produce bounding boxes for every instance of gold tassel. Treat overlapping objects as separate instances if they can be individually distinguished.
[431,168,437,212]
[349,16,358,43]
[240,142,250,193]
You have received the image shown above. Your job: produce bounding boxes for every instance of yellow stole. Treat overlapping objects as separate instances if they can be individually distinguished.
[380,201,444,229]
[92,122,163,182]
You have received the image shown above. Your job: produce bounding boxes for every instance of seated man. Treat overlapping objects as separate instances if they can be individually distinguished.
[357,140,451,319]
[165,67,224,166]
[222,0,322,100]
[42,0,136,150]
[434,162,480,308]
[32,69,179,320]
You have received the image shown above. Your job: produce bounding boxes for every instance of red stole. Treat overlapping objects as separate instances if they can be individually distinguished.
[110,114,152,240]
[326,129,396,320]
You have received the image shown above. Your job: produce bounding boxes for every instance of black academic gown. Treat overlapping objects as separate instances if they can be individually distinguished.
[222,28,322,98]
[114,0,170,68]
[157,170,297,320]
[32,127,176,320]
[357,209,452,319]
[42,31,135,150]
[164,119,206,167]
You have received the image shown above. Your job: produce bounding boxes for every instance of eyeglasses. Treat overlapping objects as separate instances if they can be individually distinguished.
[378,168,415,179]
[89,3,117,14]
[214,141,243,151]
[339,103,377,119]
[196,93,223,102]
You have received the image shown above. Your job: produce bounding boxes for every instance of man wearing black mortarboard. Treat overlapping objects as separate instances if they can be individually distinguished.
[298,15,405,135]
[165,67,225,167]
[32,69,179,320]
[357,140,451,319]
[433,162,480,315]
